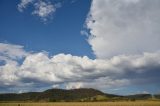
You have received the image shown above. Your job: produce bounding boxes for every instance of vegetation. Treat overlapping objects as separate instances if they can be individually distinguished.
[154,94,160,99]
[0,88,160,102]
[0,88,118,102]
[127,94,152,100]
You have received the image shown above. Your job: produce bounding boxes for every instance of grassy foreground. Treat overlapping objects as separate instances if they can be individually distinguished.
[0,101,160,106]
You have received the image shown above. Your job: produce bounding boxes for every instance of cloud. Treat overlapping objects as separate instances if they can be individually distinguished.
[86,0,160,58]
[0,43,29,88]
[18,0,34,12]
[32,1,56,21]
[0,43,28,59]
[65,78,130,90]
[0,43,160,93]
[18,0,60,22]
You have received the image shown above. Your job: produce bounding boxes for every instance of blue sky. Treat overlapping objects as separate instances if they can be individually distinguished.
[0,0,160,95]
[0,0,93,58]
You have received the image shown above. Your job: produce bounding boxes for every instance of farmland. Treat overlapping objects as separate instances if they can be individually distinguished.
[0,101,160,106]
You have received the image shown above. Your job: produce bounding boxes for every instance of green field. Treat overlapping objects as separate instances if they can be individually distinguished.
[0,101,160,106]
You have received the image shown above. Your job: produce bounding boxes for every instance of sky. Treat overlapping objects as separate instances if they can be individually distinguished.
[0,0,160,95]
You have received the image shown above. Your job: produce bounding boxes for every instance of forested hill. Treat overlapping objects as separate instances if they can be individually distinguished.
[0,88,158,102]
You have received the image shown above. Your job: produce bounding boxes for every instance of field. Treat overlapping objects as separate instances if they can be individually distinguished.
[0,101,160,106]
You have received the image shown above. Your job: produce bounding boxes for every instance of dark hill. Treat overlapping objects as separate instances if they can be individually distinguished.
[126,94,152,100]
[0,88,119,102]
[154,94,160,99]
[37,88,106,102]
[0,88,158,102]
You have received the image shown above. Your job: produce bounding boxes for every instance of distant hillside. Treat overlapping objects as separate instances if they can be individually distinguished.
[0,88,159,102]
[0,88,119,102]
[154,94,160,99]
[36,88,107,102]
[126,94,152,100]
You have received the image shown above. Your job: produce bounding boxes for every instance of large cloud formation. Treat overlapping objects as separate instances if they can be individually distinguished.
[86,0,160,58]
[0,43,160,93]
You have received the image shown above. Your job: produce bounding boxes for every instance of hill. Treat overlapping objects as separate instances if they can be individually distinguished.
[0,88,159,102]
[0,88,120,102]
[154,94,160,99]
[126,94,152,100]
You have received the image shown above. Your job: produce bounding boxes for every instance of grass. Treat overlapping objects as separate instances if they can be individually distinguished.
[0,101,160,106]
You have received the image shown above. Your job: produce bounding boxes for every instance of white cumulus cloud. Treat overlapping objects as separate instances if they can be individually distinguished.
[86,0,160,58]
[0,43,160,93]
[0,43,28,59]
